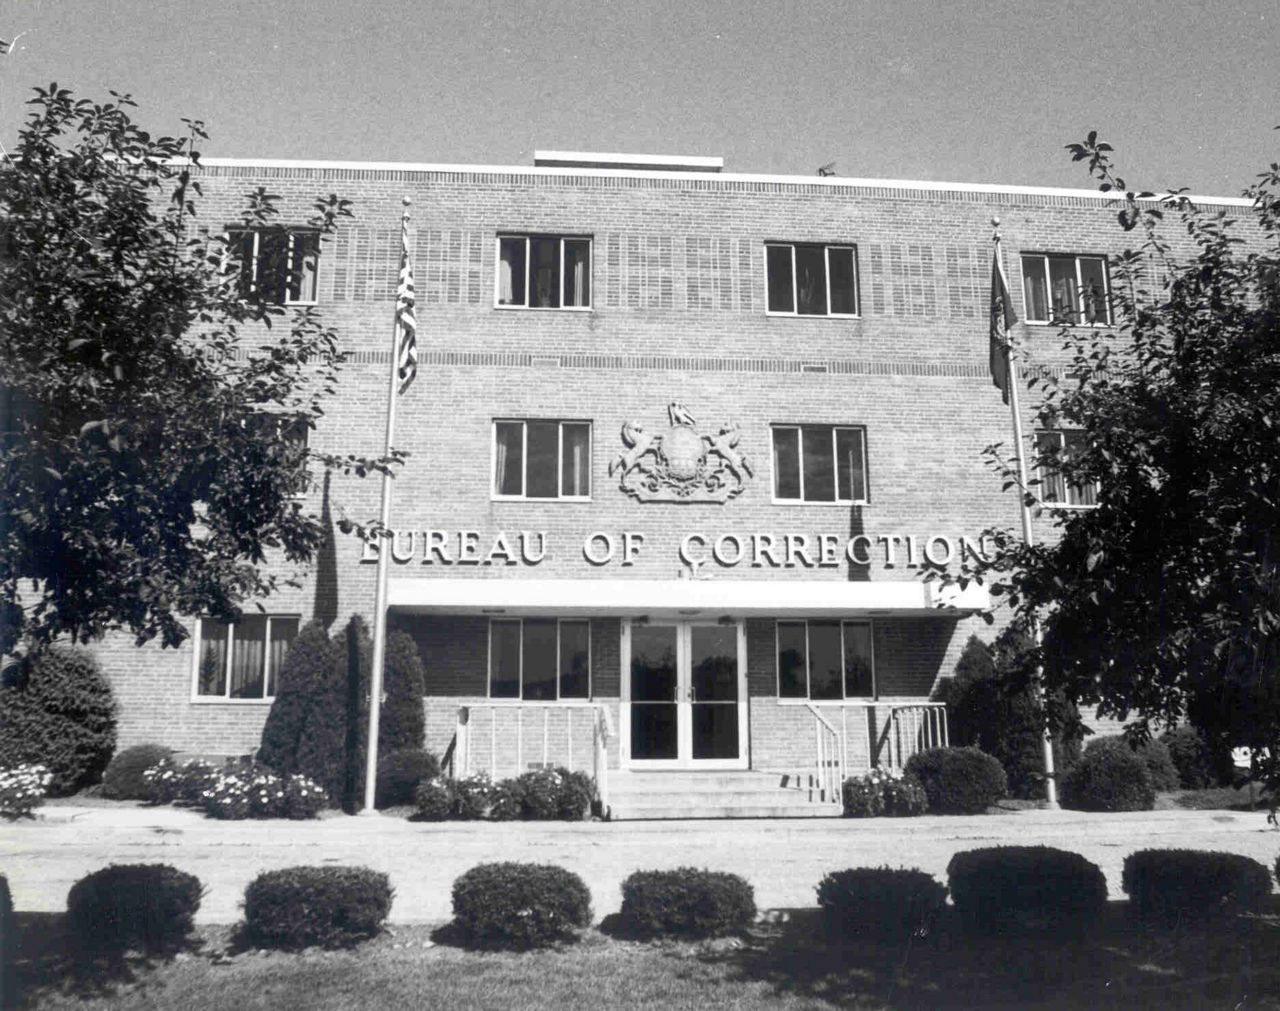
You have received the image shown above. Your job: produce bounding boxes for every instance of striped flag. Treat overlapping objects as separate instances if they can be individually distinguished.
[989,240,1017,404]
[395,213,417,393]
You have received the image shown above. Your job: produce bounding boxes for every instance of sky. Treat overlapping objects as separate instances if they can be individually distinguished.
[1,0,1276,196]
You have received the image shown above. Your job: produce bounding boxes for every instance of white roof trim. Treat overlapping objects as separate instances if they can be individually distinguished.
[188,157,1254,207]
[534,150,723,171]
[387,577,989,617]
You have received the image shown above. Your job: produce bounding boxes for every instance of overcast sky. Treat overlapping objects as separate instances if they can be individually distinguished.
[1,0,1276,195]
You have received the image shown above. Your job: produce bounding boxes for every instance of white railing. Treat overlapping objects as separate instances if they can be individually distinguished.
[879,703,949,771]
[804,703,846,807]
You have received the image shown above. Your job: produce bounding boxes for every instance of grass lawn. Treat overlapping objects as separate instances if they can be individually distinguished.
[9,903,1280,1011]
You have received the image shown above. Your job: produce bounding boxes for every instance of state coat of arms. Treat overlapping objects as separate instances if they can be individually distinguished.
[610,403,753,502]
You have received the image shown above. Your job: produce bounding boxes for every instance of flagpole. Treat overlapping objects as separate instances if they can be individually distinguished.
[993,220,1059,809]
[360,197,412,816]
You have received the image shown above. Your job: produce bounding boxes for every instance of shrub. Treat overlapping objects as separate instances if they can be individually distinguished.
[842,772,885,817]
[101,744,175,800]
[452,862,592,949]
[198,761,328,820]
[556,769,595,820]
[488,778,524,820]
[947,846,1108,932]
[1060,740,1154,811]
[375,748,439,809]
[1161,726,1219,790]
[414,778,455,820]
[816,867,948,941]
[66,864,202,953]
[454,772,497,819]
[516,768,562,819]
[0,646,117,795]
[141,758,219,806]
[904,746,1007,814]
[1084,735,1179,793]
[0,763,52,818]
[244,866,393,949]
[619,868,756,939]
[380,631,427,754]
[843,768,929,817]
[1123,849,1272,923]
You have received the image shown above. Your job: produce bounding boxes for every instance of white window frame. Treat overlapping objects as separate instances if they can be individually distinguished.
[1019,252,1110,326]
[774,619,877,701]
[491,419,592,501]
[764,242,860,318]
[1035,429,1099,509]
[770,424,869,505]
[191,614,300,703]
[494,234,593,311]
[246,412,312,498]
[487,618,593,701]
[225,228,320,306]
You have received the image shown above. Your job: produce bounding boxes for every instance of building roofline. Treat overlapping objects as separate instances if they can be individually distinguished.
[189,156,1255,207]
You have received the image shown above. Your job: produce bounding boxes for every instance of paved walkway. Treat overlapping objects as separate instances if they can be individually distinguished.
[3,803,1278,923]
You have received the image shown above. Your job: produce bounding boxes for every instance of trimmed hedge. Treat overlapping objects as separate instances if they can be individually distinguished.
[244,866,393,949]
[619,868,756,938]
[66,864,202,953]
[1161,726,1219,790]
[904,746,1007,814]
[1060,740,1154,811]
[452,863,592,949]
[947,847,1108,932]
[1084,735,1179,793]
[816,867,947,941]
[1123,849,1272,923]
[101,744,175,800]
[375,748,439,809]
[0,646,117,795]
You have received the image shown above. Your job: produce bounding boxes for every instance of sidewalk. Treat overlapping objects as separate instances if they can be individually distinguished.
[3,803,1277,923]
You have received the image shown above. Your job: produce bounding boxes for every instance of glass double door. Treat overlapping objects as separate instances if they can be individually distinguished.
[622,620,747,769]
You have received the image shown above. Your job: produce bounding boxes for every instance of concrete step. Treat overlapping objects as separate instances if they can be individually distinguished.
[609,789,826,807]
[609,772,813,794]
[605,769,842,819]
[609,803,840,820]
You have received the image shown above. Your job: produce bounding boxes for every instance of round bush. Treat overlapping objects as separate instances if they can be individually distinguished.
[516,769,561,820]
[842,773,885,818]
[1123,849,1273,923]
[619,868,756,938]
[947,846,1107,932]
[414,778,455,820]
[1161,726,1219,790]
[556,769,595,820]
[904,746,1007,814]
[244,866,393,949]
[1060,741,1154,811]
[1085,736,1179,793]
[488,778,524,821]
[375,748,439,809]
[452,862,592,949]
[455,773,496,819]
[101,744,175,800]
[66,864,202,953]
[817,867,947,941]
[0,646,117,795]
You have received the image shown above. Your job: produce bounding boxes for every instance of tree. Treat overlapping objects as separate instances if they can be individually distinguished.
[945,134,1280,798]
[0,86,396,657]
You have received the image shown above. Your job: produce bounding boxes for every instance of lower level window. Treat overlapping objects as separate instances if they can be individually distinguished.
[1035,429,1098,507]
[490,618,591,700]
[196,615,299,699]
[777,620,874,699]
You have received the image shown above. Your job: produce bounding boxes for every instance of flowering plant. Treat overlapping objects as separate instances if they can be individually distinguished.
[454,772,496,820]
[142,758,218,806]
[0,763,52,819]
[414,777,455,821]
[843,767,929,818]
[197,763,328,820]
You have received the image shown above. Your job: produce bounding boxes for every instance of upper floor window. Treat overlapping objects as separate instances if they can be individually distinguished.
[195,614,299,700]
[227,228,319,305]
[771,424,868,503]
[497,235,591,309]
[246,412,310,495]
[777,620,875,700]
[1035,429,1098,507]
[1020,253,1109,325]
[765,243,859,316]
[490,618,591,700]
[493,419,591,500]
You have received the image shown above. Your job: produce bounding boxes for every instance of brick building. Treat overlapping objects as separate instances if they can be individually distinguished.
[91,151,1254,816]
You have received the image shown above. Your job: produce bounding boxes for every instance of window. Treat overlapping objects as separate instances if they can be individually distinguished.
[497,235,591,309]
[771,425,867,503]
[246,412,311,495]
[1035,430,1098,507]
[227,228,319,305]
[777,620,875,700]
[1020,253,1109,325]
[489,619,591,700]
[765,243,858,316]
[493,420,591,499]
[195,615,299,700]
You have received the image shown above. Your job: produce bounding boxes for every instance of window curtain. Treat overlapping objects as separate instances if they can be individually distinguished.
[229,616,267,698]
[499,253,514,304]
[198,619,228,696]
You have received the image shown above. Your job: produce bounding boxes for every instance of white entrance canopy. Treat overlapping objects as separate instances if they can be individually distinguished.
[387,577,989,618]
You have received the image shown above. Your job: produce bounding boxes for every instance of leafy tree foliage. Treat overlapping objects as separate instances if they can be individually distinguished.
[0,86,395,656]
[945,134,1280,799]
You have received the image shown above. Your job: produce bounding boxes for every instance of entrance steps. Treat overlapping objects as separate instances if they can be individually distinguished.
[606,770,841,820]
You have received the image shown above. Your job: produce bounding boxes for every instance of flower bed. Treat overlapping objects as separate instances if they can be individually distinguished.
[414,767,595,822]
[0,763,52,819]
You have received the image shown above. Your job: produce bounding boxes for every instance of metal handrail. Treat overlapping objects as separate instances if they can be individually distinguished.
[803,702,845,806]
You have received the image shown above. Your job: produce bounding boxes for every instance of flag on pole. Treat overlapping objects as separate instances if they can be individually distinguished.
[395,214,417,393]
[989,240,1017,404]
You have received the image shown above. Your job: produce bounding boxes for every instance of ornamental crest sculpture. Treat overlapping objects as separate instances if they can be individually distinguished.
[610,402,753,503]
